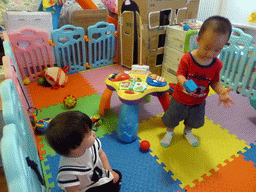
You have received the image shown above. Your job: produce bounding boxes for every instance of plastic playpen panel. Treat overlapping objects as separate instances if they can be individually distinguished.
[1,124,45,192]
[88,21,115,68]
[0,79,38,155]
[0,79,45,191]
[8,28,54,82]
[219,28,256,98]
[52,25,87,73]
[3,40,32,109]
[3,41,29,92]
[2,55,32,110]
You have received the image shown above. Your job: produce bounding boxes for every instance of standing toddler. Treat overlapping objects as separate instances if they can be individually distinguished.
[161,16,235,147]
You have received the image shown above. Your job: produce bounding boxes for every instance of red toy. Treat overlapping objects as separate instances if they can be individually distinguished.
[140,140,150,151]
[108,72,130,82]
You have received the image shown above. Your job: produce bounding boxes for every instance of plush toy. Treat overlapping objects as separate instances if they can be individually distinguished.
[41,66,70,89]
[248,12,256,23]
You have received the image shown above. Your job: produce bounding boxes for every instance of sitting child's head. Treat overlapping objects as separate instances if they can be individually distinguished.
[45,111,93,157]
[196,16,232,60]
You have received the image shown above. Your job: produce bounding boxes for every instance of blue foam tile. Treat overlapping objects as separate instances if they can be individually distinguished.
[238,143,256,168]
[44,154,61,192]
[43,132,186,192]
[100,132,185,192]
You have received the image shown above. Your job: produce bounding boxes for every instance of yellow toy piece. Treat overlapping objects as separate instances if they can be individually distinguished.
[24,78,31,85]
[43,0,55,8]
[93,114,101,120]
[247,12,256,23]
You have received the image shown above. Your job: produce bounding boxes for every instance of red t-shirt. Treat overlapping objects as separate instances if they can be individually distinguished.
[172,52,223,105]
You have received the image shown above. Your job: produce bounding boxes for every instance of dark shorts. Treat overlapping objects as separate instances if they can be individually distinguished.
[86,169,122,192]
[162,98,206,128]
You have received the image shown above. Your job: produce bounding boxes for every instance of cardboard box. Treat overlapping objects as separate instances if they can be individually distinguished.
[3,10,53,36]
[71,9,108,34]
[118,0,200,75]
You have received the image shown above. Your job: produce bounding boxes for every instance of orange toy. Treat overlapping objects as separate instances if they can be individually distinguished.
[75,0,98,9]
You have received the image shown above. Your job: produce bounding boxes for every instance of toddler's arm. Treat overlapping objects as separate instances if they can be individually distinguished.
[177,75,187,87]
[99,150,120,183]
[177,75,197,95]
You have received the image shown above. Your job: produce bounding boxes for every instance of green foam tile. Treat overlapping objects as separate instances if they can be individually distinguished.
[38,94,119,138]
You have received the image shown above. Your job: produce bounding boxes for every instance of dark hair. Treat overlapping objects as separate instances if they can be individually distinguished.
[198,15,232,41]
[45,111,92,157]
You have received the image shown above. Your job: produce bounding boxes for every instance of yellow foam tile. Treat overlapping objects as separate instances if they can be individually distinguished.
[138,115,249,188]
[208,86,216,96]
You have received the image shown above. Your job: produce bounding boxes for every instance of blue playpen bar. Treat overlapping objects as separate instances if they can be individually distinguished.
[87,21,116,68]
[219,28,256,98]
[219,28,256,109]
[52,25,87,73]
[0,79,45,192]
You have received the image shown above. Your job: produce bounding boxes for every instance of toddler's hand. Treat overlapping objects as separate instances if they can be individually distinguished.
[218,87,235,108]
[181,80,198,97]
[182,87,198,97]
[111,170,120,184]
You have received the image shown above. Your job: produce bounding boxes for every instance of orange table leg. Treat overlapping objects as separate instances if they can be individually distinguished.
[157,93,171,112]
[99,88,113,116]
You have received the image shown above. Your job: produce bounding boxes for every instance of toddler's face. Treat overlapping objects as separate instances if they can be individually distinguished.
[196,29,229,60]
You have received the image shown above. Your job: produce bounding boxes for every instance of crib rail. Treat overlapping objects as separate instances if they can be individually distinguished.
[88,21,115,68]
[8,28,54,82]
[52,25,87,73]
[219,28,256,98]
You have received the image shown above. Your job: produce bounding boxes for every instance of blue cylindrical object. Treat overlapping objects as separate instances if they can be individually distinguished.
[117,103,139,143]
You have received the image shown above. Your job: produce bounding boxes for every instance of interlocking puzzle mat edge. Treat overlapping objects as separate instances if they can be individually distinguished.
[137,115,250,189]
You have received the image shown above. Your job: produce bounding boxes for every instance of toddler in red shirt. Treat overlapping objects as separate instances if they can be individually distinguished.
[161,16,235,147]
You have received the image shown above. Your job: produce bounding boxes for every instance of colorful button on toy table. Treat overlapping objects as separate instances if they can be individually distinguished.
[99,71,170,143]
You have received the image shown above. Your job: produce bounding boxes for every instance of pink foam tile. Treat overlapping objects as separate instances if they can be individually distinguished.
[80,65,127,93]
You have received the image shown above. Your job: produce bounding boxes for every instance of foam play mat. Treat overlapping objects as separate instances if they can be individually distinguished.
[26,73,97,109]
[28,65,256,192]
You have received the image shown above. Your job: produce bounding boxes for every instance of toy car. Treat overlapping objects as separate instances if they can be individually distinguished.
[91,115,103,129]
[35,118,52,133]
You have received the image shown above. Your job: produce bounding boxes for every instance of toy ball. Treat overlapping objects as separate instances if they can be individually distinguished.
[183,24,190,31]
[38,77,45,85]
[63,95,77,109]
[24,78,31,85]
[140,140,150,151]
[42,67,68,88]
